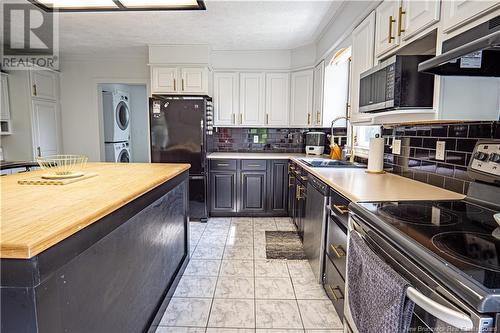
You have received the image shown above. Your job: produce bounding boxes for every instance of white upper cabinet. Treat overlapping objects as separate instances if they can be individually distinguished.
[180,67,208,94]
[401,0,441,41]
[151,66,208,94]
[375,1,401,57]
[350,12,376,124]
[151,66,178,93]
[30,70,58,101]
[31,99,59,157]
[290,69,314,127]
[265,73,289,126]
[442,1,500,33]
[239,72,265,126]
[312,61,325,127]
[1,73,10,121]
[213,72,238,126]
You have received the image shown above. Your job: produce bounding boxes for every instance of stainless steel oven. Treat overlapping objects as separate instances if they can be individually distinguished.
[344,215,494,333]
[359,55,434,113]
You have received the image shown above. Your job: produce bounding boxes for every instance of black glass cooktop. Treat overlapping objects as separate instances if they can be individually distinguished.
[358,200,500,290]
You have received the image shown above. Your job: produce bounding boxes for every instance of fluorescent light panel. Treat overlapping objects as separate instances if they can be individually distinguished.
[120,0,199,8]
[36,0,118,9]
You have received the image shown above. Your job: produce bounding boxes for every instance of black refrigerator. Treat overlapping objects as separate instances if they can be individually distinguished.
[149,95,212,222]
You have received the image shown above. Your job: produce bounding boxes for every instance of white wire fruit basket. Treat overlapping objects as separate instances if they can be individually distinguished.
[37,155,88,179]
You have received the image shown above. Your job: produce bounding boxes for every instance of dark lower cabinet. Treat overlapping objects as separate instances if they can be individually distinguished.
[209,159,288,216]
[324,256,345,318]
[210,171,237,213]
[240,171,267,213]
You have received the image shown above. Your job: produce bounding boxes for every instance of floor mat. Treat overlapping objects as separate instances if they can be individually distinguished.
[265,231,306,260]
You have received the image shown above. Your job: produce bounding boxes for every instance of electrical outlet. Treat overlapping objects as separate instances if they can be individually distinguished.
[436,141,446,160]
[392,139,402,155]
[253,135,259,143]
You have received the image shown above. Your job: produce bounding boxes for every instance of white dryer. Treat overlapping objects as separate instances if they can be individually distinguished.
[105,142,131,163]
[103,90,130,143]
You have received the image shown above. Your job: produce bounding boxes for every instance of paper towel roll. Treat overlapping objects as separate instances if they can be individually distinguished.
[367,137,384,173]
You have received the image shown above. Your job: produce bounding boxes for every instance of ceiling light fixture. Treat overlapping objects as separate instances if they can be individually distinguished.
[29,0,206,12]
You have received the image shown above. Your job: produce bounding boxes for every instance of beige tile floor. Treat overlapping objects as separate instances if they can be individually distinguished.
[156,217,343,333]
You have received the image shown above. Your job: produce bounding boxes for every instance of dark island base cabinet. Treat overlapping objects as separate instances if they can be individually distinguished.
[209,159,288,217]
[1,172,190,333]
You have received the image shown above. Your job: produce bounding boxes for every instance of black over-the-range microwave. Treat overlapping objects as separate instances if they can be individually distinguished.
[359,55,435,113]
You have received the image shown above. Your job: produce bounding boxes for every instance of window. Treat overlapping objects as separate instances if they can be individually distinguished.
[353,125,382,157]
[323,47,351,126]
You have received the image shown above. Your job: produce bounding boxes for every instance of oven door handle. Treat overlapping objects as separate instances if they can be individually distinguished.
[406,287,473,331]
[348,218,474,331]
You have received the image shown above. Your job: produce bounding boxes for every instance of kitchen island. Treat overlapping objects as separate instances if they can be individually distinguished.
[0,163,190,333]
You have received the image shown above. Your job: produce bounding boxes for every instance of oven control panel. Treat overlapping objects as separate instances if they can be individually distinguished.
[469,141,500,181]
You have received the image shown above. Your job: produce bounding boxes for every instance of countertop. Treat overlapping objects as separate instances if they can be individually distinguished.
[0,162,190,259]
[292,158,465,202]
[207,152,308,160]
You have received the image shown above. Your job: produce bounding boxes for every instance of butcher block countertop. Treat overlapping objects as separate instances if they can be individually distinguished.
[0,162,190,259]
[292,158,465,202]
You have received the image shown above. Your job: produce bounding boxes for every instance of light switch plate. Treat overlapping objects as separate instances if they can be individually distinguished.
[436,141,446,160]
[253,135,259,143]
[392,139,402,155]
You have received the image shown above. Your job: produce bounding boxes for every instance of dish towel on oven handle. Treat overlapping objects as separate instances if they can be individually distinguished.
[347,231,415,333]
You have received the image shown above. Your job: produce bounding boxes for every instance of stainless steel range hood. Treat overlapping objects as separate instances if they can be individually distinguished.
[418,15,500,77]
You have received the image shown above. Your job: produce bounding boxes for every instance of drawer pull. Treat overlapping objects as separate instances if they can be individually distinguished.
[300,176,308,181]
[333,204,349,215]
[217,163,229,167]
[327,285,344,301]
[288,176,294,187]
[330,244,346,258]
[296,185,304,200]
[247,164,262,167]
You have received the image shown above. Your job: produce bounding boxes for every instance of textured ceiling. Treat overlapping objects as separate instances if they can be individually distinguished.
[57,1,339,57]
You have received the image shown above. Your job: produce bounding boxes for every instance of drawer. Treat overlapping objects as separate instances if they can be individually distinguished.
[329,189,350,228]
[241,159,267,171]
[326,215,347,279]
[210,159,237,171]
[324,256,345,319]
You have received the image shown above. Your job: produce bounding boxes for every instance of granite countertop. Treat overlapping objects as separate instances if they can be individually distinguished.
[0,162,190,259]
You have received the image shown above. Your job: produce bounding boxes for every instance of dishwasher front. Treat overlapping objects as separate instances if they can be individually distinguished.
[303,175,329,283]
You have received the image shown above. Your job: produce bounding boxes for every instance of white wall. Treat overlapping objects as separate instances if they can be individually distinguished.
[59,55,149,161]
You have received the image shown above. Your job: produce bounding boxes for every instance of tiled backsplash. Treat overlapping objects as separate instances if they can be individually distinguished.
[208,128,347,153]
[382,121,500,194]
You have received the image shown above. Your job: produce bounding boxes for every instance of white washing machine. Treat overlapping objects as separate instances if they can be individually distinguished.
[105,142,131,163]
[103,90,130,143]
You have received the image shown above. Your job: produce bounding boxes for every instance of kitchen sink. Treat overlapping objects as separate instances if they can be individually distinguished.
[299,158,363,168]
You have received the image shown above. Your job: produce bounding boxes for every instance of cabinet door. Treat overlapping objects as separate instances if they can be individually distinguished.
[31,100,59,158]
[1,73,10,120]
[290,70,314,127]
[181,67,208,94]
[442,1,499,33]
[375,1,400,57]
[210,171,237,213]
[213,72,238,126]
[312,61,325,127]
[240,171,267,213]
[401,0,440,41]
[268,160,288,214]
[151,66,178,93]
[239,72,265,126]
[350,11,375,124]
[30,70,58,100]
[265,73,289,126]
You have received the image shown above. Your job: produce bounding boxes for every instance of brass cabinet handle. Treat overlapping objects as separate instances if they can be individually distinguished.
[296,185,303,200]
[300,176,308,181]
[307,113,311,125]
[173,78,176,91]
[288,176,294,187]
[239,113,242,124]
[217,163,229,167]
[333,204,349,215]
[316,111,321,125]
[33,84,37,96]
[266,113,269,124]
[36,146,41,157]
[232,113,235,124]
[388,15,396,43]
[330,244,346,258]
[247,164,262,167]
[326,285,344,301]
[182,78,185,91]
[398,6,406,36]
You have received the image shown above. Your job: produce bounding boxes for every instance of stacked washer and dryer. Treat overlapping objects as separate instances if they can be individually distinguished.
[103,90,131,163]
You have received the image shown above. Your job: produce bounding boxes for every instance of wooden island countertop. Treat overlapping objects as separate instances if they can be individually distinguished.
[0,162,190,259]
